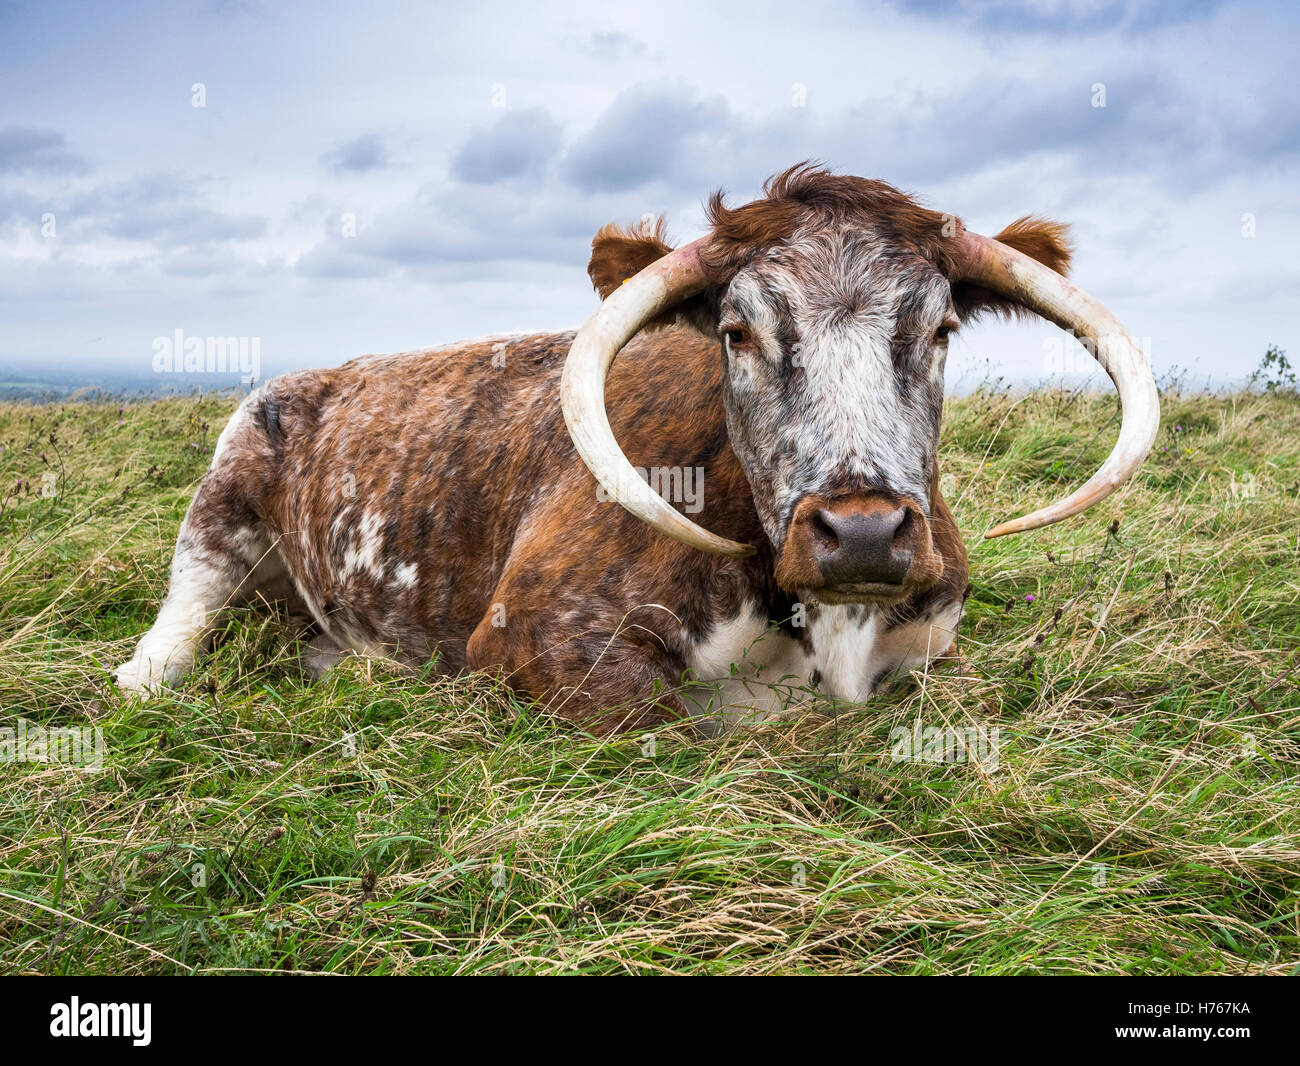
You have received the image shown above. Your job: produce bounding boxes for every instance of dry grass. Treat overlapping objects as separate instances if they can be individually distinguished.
[0,385,1297,974]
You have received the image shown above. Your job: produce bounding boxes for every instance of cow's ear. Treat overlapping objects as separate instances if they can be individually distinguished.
[953,216,1073,321]
[588,216,674,299]
[588,216,715,335]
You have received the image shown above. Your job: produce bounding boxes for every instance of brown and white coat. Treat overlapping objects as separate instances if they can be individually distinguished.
[117,166,1159,735]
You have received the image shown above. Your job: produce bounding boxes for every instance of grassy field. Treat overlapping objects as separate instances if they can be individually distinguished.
[0,384,1297,975]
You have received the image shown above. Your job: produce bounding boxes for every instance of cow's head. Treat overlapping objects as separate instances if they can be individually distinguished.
[564,165,1158,606]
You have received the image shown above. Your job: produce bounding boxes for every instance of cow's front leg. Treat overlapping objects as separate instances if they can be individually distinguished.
[116,516,257,694]
[466,601,687,737]
[116,454,280,694]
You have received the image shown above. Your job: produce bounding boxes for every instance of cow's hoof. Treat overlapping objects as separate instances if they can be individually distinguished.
[113,657,172,696]
[302,633,347,679]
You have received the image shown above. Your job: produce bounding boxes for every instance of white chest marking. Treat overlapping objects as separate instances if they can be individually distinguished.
[682,599,961,729]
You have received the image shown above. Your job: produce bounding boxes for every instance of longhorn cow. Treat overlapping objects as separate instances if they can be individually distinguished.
[116,165,1160,734]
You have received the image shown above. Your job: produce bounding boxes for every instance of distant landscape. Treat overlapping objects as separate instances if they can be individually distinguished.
[0,365,248,402]
[0,357,1261,405]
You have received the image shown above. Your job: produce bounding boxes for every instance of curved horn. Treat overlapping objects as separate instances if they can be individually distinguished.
[561,238,755,557]
[957,230,1160,539]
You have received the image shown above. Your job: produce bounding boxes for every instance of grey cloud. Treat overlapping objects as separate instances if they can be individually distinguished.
[0,186,43,225]
[0,126,90,175]
[296,179,615,281]
[70,174,266,245]
[583,31,650,60]
[322,132,388,174]
[303,62,1300,290]
[654,71,1288,202]
[895,0,1224,33]
[561,82,735,192]
[832,74,1182,187]
[202,0,262,16]
[159,247,283,278]
[1220,90,1300,165]
[898,72,1300,191]
[450,109,564,184]
[292,247,390,280]
[299,71,1232,284]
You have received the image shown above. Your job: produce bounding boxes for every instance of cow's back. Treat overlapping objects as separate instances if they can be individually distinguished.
[248,332,579,665]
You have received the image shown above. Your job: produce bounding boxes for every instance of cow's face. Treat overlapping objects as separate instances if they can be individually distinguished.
[713,226,954,603]
[585,165,1075,604]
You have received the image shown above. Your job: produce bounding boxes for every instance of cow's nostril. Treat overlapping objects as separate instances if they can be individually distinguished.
[810,509,840,551]
[892,506,914,549]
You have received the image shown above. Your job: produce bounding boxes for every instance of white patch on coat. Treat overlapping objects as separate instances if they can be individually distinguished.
[117,397,283,694]
[434,330,539,349]
[340,507,384,580]
[771,246,942,508]
[682,606,812,729]
[346,332,550,366]
[298,589,328,633]
[393,562,418,587]
[228,525,267,567]
[682,597,962,730]
[719,229,953,544]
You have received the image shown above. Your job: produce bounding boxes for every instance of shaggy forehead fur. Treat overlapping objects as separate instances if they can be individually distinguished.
[699,163,963,281]
[589,163,1071,321]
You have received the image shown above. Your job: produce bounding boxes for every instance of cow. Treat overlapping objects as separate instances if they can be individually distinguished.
[116,165,1159,735]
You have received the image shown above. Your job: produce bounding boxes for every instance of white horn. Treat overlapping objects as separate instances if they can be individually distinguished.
[561,238,755,557]
[957,230,1161,539]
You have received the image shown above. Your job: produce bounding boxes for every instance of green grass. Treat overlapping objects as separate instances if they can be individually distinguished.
[1,386,1297,974]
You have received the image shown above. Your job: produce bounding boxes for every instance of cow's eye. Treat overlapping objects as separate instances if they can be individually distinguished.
[724,327,750,348]
[934,325,953,342]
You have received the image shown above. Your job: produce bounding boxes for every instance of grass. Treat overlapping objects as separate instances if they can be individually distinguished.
[0,385,1297,975]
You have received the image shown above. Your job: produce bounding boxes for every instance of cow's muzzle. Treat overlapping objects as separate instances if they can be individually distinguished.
[774,494,943,604]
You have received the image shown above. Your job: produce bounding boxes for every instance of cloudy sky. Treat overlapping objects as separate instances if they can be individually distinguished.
[1,0,1295,389]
